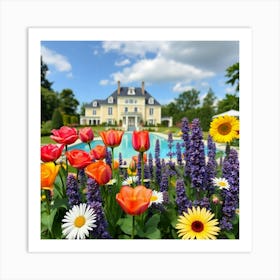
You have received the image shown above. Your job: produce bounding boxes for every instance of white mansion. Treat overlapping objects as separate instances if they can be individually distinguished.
[80,81,162,131]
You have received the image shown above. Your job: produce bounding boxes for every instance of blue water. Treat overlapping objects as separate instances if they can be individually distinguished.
[69,132,208,160]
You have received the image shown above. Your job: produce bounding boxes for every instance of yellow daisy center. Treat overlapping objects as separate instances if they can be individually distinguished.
[217,123,232,135]
[150,195,158,202]
[74,216,86,228]
[191,220,204,233]
[218,181,227,187]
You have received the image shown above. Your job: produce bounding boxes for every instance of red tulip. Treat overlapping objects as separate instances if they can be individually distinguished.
[99,129,124,148]
[116,185,152,216]
[66,149,93,169]
[85,161,112,185]
[132,131,150,152]
[41,144,64,162]
[50,126,78,145]
[90,145,107,160]
[79,127,94,143]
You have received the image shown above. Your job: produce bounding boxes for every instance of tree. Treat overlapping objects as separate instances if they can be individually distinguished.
[41,87,59,123]
[175,89,200,112]
[225,62,239,92]
[59,89,79,115]
[202,88,216,108]
[217,94,239,114]
[51,108,64,129]
[41,56,53,90]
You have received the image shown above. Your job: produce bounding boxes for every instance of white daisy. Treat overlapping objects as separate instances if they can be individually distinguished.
[212,177,230,190]
[62,203,96,239]
[122,176,138,186]
[149,190,164,207]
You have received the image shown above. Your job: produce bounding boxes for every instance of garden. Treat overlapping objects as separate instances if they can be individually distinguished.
[40,115,239,240]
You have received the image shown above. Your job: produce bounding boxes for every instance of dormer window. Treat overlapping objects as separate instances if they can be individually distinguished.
[108,96,113,104]
[93,101,97,107]
[128,87,135,95]
[148,97,154,104]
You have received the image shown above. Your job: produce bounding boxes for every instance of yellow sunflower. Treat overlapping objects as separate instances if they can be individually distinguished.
[176,206,220,240]
[209,115,239,143]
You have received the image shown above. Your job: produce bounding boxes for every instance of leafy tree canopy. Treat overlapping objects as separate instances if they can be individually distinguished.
[225,62,239,92]
[41,56,53,91]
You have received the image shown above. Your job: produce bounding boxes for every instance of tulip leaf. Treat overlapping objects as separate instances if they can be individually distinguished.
[117,216,133,235]
[143,228,161,239]
[145,213,160,229]
[41,209,57,233]
[51,198,68,210]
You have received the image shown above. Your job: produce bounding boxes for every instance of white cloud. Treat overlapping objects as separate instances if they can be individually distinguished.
[172,82,194,93]
[93,50,98,55]
[111,57,214,85]
[41,46,72,72]
[115,59,131,67]
[99,79,109,86]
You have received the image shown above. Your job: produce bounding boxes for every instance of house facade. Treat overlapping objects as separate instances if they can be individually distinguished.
[80,81,161,130]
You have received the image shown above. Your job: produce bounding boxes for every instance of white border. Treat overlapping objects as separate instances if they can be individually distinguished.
[28,27,252,253]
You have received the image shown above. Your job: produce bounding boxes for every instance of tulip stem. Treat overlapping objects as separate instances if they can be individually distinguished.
[65,145,69,175]
[131,215,135,239]
[111,147,114,180]
[88,142,92,151]
[140,152,144,185]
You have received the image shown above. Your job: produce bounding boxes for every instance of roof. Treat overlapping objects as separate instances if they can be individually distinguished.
[85,86,161,108]
[212,109,240,119]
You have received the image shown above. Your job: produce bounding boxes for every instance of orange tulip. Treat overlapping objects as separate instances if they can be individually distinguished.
[85,161,112,185]
[113,160,119,170]
[99,129,124,148]
[41,162,60,191]
[90,145,107,160]
[132,131,150,152]
[132,153,147,163]
[116,185,152,215]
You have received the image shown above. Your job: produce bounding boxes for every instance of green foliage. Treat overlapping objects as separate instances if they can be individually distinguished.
[41,87,59,123]
[59,89,79,115]
[41,56,53,90]
[217,94,239,114]
[175,89,200,112]
[225,62,239,92]
[51,108,64,129]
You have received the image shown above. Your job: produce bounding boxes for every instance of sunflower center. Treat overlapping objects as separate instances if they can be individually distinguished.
[150,195,158,202]
[191,221,204,233]
[217,123,232,135]
[74,216,86,228]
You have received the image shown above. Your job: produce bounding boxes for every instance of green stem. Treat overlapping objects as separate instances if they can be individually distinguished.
[65,145,69,175]
[140,152,144,185]
[58,170,66,197]
[131,215,135,239]
[88,142,92,150]
[44,190,51,215]
[111,147,115,180]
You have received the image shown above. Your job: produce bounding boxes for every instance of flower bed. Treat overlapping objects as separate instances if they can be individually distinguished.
[40,116,240,240]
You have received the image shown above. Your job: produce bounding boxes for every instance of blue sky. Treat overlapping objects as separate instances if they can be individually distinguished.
[41,41,239,109]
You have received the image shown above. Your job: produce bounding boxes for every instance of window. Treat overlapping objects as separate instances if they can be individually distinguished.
[124,107,128,113]
[108,96,113,103]
[134,107,138,113]
[93,101,97,107]
[149,108,154,115]
[125,99,128,104]
[148,97,154,104]
[93,109,96,115]
[108,107,113,115]
[128,87,135,95]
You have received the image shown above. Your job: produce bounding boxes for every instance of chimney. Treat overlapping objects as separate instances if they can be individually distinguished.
[141,81,145,95]
[117,81,120,95]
